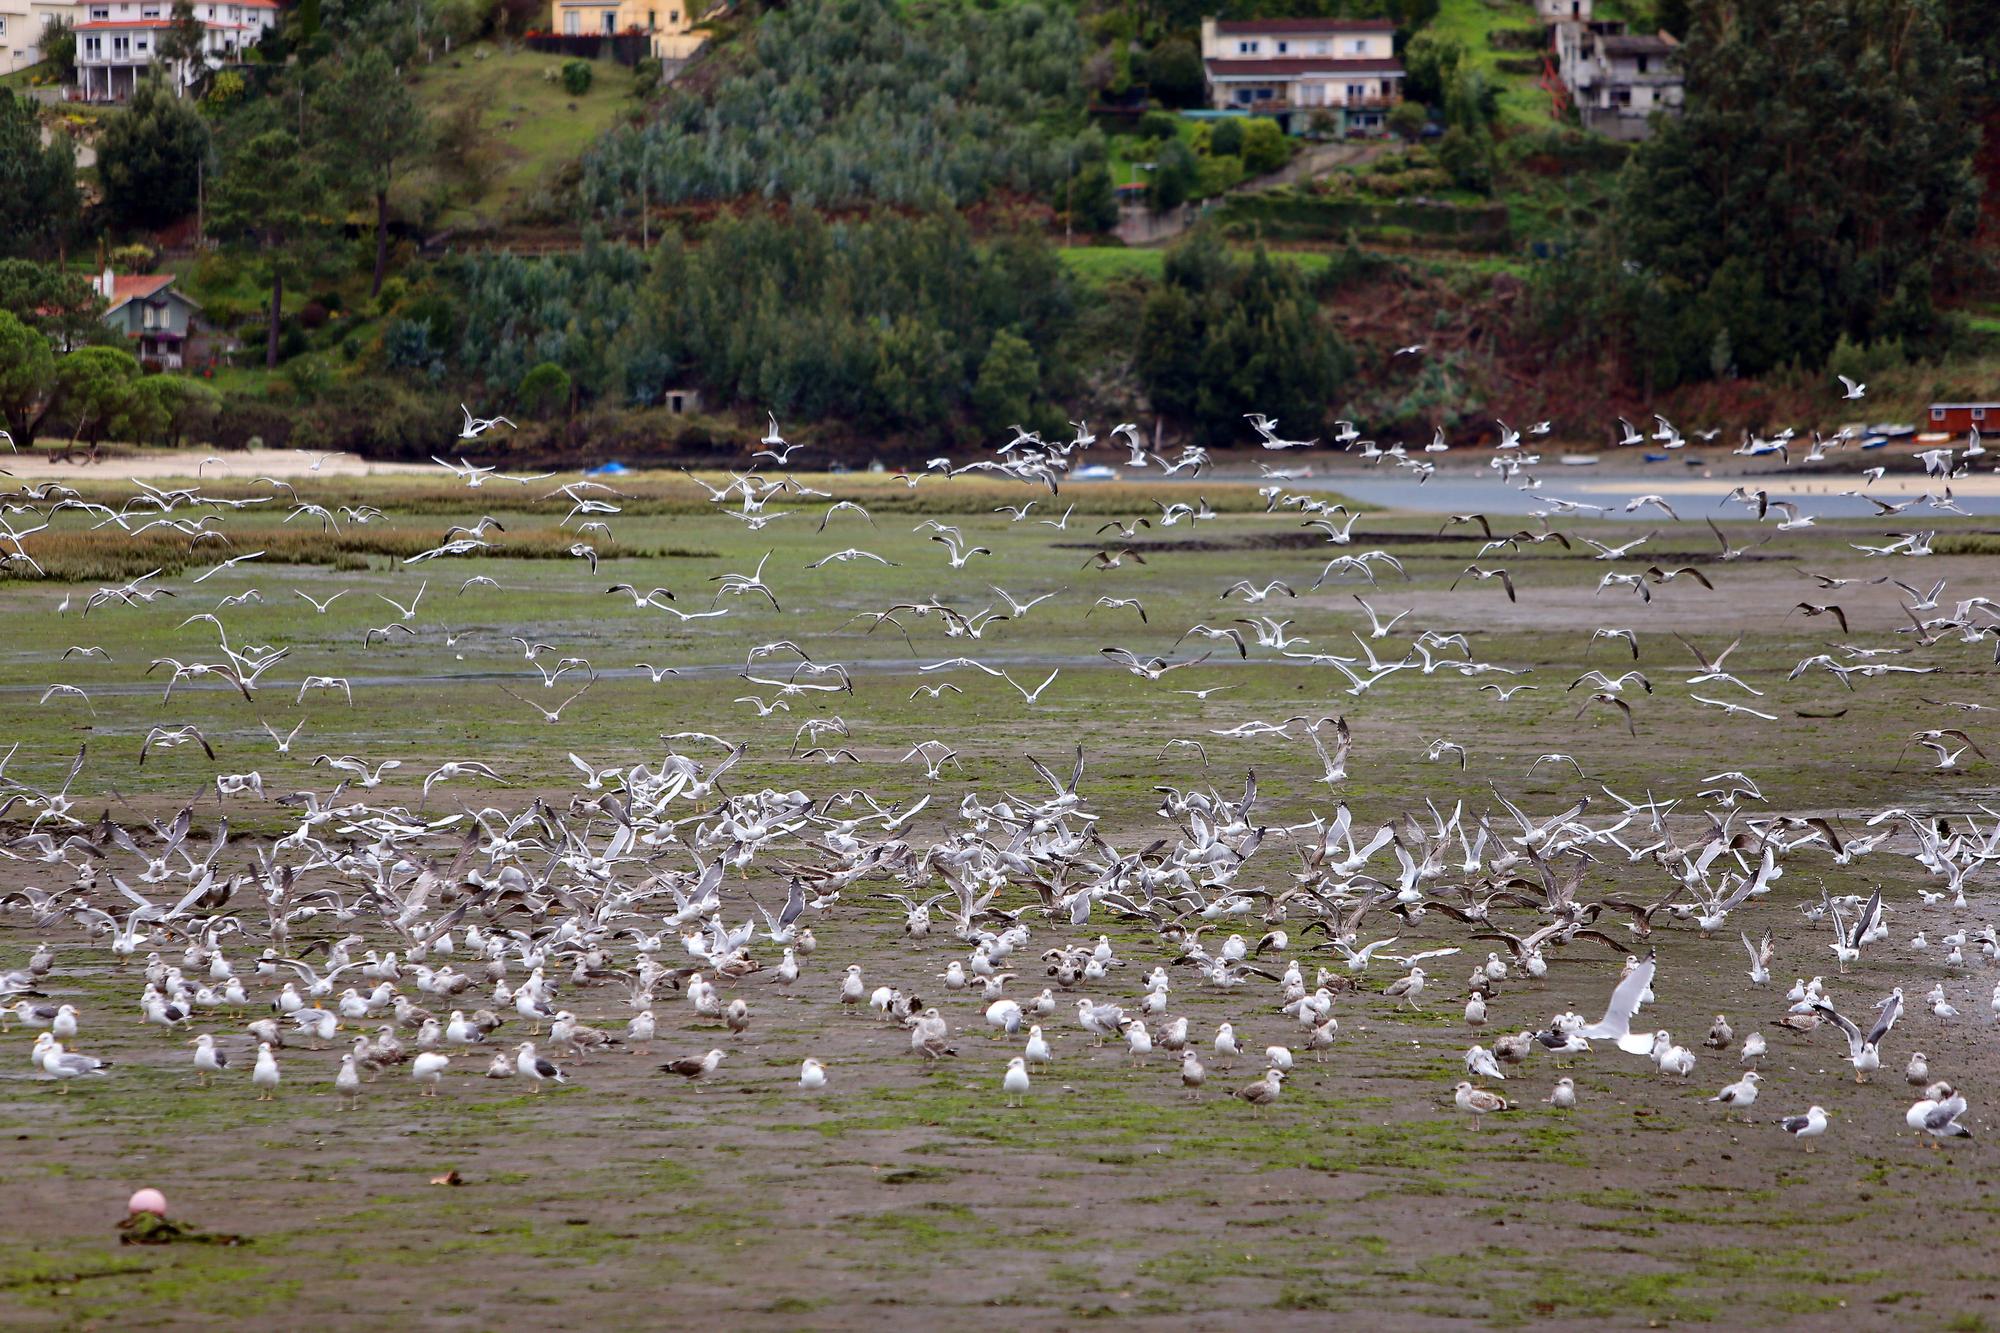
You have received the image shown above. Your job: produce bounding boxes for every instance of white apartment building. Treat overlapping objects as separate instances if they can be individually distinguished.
[73,0,276,100]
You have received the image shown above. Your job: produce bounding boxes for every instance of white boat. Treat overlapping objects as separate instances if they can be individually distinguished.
[1558,453,1599,466]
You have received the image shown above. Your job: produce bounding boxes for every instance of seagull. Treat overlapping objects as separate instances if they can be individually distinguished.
[1837,375,1865,400]
[1453,1081,1508,1127]
[458,406,516,439]
[1708,1071,1761,1117]
[1777,1105,1828,1150]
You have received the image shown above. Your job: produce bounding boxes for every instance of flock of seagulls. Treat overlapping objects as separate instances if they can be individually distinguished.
[0,394,1994,1174]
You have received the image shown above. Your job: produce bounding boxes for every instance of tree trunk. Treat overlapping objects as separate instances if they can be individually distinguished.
[266,268,282,369]
[372,188,390,297]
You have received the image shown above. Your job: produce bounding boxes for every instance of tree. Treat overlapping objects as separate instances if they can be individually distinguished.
[313,48,430,296]
[1066,161,1119,234]
[154,1,209,93]
[1136,231,1350,446]
[51,345,141,454]
[518,361,572,418]
[97,75,213,228]
[1388,100,1428,141]
[41,19,77,85]
[1605,0,1980,383]
[0,91,79,258]
[1142,39,1206,109]
[971,330,1039,436]
[0,259,102,346]
[1149,138,1197,212]
[1207,117,1244,158]
[209,128,326,368]
[1401,30,1463,107]
[0,310,57,451]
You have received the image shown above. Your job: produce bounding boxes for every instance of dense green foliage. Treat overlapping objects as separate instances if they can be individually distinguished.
[0,91,79,258]
[1136,231,1351,446]
[312,47,430,295]
[580,0,1089,215]
[1536,0,1982,389]
[449,213,1081,435]
[97,76,213,229]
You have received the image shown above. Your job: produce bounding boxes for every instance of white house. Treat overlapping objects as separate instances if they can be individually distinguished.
[73,0,276,101]
[1552,20,1682,140]
[0,0,69,73]
[1198,17,1405,134]
[1534,0,1591,21]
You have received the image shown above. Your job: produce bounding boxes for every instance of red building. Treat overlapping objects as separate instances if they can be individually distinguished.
[1927,402,2000,435]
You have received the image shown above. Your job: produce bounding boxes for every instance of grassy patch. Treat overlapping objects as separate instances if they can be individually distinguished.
[406,43,638,226]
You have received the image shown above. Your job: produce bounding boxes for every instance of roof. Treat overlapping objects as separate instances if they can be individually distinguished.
[1930,402,2000,409]
[1204,57,1404,78]
[102,274,197,314]
[1212,17,1397,33]
[1599,33,1675,56]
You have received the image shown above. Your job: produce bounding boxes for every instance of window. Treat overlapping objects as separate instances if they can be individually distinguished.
[1349,38,1366,54]
[0,16,7,31]
[563,10,578,32]
[90,6,110,18]
[1253,87,1273,101]
[669,8,679,19]
[1275,41,1287,53]
[1975,408,1989,422]
[1636,55,1648,73]
[1234,88,1253,105]
[647,9,655,27]
[136,37,149,50]
[141,4,159,15]
[1931,407,1946,421]
[83,35,102,56]
[1236,40,1256,54]
[1346,82,1366,102]
[601,11,613,32]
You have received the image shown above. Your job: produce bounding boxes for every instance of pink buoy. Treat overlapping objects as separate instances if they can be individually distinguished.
[127,1188,167,1217]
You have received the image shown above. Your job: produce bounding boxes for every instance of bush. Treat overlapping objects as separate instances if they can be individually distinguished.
[1436,125,1494,194]
[110,243,156,274]
[1389,101,1428,142]
[561,59,593,97]
[1206,117,1244,157]
[1136,110,1178,142]
[1240,118,1289,174]
[211,394,295,450]
[518,360,572,418]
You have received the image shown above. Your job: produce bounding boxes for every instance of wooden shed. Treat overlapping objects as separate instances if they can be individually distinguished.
[1927,402,2000,435]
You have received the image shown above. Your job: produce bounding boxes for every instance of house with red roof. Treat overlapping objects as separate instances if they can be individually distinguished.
[73,0,278,101]
[1197,16,1405,135]
[91,266,203,369]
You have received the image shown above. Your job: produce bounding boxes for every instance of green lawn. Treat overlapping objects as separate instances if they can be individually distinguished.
[2,62,49,89]
[1426,0,1559,128]
[403,43,639,227]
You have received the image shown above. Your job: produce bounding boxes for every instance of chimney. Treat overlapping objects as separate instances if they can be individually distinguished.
[101,266,115,299]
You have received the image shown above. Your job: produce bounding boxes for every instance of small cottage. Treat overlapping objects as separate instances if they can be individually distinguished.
[93,268,203,370]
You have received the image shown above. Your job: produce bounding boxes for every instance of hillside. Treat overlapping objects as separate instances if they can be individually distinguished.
[403,44,640,229]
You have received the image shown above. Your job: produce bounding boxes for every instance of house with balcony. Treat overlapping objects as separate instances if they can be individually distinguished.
[1198,17,1405,135]
[547,0,705,60]
[1534,0,1591,21]
[90,267,202,369]
[73,0,276,101]
[1551,19,1681,140]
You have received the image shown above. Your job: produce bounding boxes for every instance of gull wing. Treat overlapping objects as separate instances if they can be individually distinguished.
[1866,990,1901,1048]
[1848,886,1882,951]
[1812,1002,1866,1059]
[1578,952,1656,1054]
